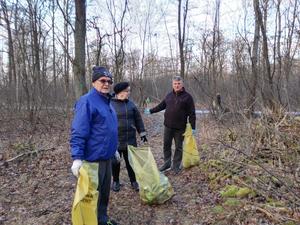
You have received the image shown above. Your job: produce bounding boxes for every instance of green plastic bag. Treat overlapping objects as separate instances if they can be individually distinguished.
[128,145,174,205]
[72,162,99,225]
[182,123,200,168]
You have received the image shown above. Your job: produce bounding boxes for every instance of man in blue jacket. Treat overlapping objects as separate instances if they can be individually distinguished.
[70,66,118,225]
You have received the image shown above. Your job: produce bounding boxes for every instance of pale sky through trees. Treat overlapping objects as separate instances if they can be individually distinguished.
[1,0,298,65]
[86,0,244,57]
[0,0,245,61]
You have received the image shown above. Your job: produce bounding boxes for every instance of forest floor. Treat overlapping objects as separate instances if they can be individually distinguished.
[0,110,300,225]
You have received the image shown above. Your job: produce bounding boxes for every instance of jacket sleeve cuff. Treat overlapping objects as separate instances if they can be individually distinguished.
[72,156,83,160]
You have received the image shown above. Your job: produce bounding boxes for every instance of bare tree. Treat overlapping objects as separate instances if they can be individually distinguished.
[106,0,128,83]
[280,0,299,108]
[210,0,220,96]
[55,0,73,109]
[51,0,57,104]
[246,0,260,116]
[87,17,113,67]
[163,13,176,73]
[73,0,87,98]
[177,0,189,79]
[253,0,277,110]
[63,0,72,109]
[0,0,17,104]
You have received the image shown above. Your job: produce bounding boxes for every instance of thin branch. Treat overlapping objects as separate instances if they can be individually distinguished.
[56,0,74,33]
[6,147,55,162]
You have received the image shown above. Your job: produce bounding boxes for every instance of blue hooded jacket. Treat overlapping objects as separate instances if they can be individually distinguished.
[70,88,118,161]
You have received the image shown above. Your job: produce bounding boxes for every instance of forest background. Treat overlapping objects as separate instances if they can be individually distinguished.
[0,0,300,224]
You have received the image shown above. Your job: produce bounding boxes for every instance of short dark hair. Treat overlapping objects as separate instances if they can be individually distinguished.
[172,75,183,81]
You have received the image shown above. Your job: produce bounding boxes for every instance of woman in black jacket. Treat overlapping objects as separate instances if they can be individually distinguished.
[111,82,147,192]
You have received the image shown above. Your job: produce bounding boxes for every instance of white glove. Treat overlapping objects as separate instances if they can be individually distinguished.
[144,108,151,115]
[71,159,83,177]
[115,151,121,163]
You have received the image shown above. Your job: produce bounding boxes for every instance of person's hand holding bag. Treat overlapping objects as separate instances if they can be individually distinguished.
[192,129,196,136]
[114,151,121,163]
[144,109,151,115]
[71,159,83,177]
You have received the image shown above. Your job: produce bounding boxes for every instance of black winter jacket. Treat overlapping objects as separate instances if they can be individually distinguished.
[111,98,146,150]
[150,88,196,130]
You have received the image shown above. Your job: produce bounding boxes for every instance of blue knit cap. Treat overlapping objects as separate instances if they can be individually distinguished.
[92,66,112,82]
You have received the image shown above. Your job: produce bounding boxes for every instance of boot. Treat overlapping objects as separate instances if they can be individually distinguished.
[131,181,139,192]
[112,181,120,192]
[159,163,171,172]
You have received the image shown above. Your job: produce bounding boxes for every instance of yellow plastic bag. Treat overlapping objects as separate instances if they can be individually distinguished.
[72,162,99,225]
[182,123,200,168]
[128,145,174,205]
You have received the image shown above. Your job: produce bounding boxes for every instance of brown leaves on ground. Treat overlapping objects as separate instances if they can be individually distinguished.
[0,112,300,225]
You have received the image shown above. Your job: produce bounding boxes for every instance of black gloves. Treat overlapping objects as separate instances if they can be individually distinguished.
[140,135,148,143]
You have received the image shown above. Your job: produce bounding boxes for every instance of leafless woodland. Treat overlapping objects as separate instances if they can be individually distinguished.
[1,0,300,224]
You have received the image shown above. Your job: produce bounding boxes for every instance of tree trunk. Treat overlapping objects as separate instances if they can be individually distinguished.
[73,0,87,98]
[247,0,260,116]
[52,0,57,106]
[1,0,17,106]
[253,0,277,110]
[177,0,189,79]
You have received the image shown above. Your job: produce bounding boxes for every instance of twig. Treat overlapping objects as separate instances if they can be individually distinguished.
[6,147,55,162]
[256,204,300,223]
[255,206,279,222]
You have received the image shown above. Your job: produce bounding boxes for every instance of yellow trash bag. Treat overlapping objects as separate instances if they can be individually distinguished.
[128,145,174,205]
[182,123,200,168]
[72,162,99,225]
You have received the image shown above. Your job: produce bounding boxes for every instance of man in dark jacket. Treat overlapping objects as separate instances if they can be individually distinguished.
[111,82,147,192]
[144,75,196,174]
[70,66,118,225]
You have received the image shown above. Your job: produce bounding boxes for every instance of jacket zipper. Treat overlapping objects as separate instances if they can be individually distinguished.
[125,101,128,146]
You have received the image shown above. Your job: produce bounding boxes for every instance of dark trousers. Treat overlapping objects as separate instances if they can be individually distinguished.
[112,147,136,183]
[163,126,185,169]
[97,159,112,224]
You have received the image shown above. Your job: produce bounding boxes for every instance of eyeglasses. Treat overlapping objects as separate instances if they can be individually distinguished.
[97,79,113,85]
